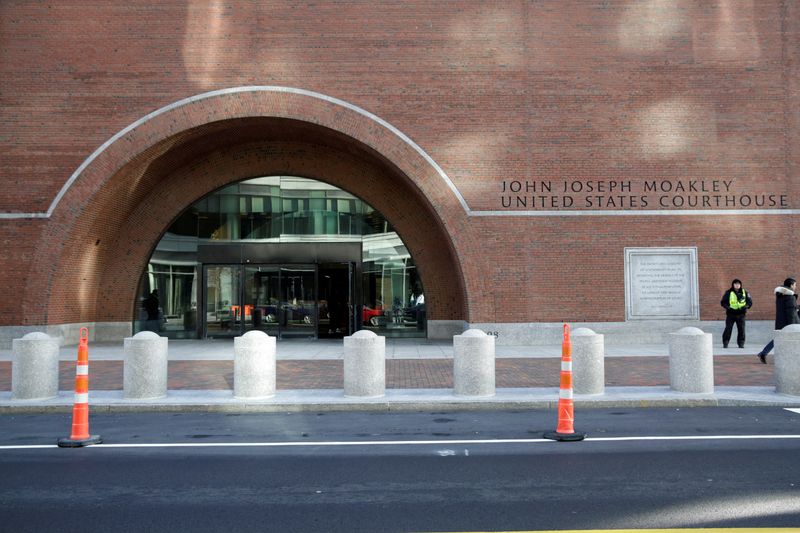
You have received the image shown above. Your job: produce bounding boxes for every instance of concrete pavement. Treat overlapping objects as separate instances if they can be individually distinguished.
[0,337,769,361]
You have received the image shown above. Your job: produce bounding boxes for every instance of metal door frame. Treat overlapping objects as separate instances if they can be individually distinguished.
[201,262,360,339]
[198,243,362,340]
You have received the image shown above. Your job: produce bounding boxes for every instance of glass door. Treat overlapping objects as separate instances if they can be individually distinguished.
[204,265,241,337]
[318,262,355,338]
[244,266,280,337]
[280,266,316,338]
[204,262,356,339]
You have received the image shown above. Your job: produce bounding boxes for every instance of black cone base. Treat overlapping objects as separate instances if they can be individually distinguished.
[57,435,103,448]
[543,431,586,442]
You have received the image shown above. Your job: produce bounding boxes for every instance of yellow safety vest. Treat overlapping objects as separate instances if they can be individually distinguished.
[729,289,747,310]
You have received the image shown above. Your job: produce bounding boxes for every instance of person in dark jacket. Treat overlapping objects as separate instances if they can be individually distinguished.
[143,290,161,332]
[757,278,799,363]
[720,279,753,348]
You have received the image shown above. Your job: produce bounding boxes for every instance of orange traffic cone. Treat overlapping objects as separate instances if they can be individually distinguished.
[544,324,585,442]
[58,328,102,447]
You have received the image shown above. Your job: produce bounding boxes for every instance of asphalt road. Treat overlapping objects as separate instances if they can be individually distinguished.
[0,408,799,533]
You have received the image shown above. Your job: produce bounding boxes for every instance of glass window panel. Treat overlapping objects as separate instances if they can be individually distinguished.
[244,266,280,337]
[134,265,198,338]
[280,267,316,338]
[240,215,252,239]
[214,213,239,240]
[325,212,337,234]
[170,210,198,236]
[198,213,221,239]
[221,195,238,214]
[207,196,219,212]
[204,265,241,337]
[339,213,351,234]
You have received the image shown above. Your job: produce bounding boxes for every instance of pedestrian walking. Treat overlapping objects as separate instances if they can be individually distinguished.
[143,290,161,332]
[756,277,799,363]
[720,279,752,348]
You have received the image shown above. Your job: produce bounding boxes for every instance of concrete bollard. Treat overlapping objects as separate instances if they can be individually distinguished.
[453,329,495,397]
[344,330,385,398]
[572,327,604,395]
[668,327,713,393]
[775,324,800,396]
[234,330,276,399]
[123,331,168,399]
[12,332,59,400]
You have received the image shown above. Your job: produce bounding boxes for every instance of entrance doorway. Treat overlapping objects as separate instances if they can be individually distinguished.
[137,177,426,340]
[203,263,355,339]
[199,242,361,339]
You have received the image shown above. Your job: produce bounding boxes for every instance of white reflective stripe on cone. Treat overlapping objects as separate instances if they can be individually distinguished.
[559,389,573,399]
[73,393,89,404]
[561,361,572,372]
[76,365,89,376]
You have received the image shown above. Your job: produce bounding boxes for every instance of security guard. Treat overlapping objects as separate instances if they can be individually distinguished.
[720,278,753,348]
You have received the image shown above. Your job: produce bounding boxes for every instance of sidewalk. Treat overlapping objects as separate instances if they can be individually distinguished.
[1,339,798,412]
[0,337,771,361]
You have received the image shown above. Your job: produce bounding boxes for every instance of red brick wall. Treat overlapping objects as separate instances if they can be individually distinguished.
[1,1,797,326]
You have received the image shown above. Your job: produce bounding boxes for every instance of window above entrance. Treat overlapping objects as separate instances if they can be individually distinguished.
[168,176,389,242]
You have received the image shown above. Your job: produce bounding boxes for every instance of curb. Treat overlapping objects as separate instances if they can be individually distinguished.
[2,387,799,414]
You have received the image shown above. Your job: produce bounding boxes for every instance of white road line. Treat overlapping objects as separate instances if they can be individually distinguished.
[0,445,60,450]
[784,408,800,414]
[2,434,800,450]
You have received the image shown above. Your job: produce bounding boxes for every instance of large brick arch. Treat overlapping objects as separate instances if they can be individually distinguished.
[27,89,469,328]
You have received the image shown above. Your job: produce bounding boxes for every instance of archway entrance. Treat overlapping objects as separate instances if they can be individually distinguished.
[28,89,468,342]
[136,176,425,340]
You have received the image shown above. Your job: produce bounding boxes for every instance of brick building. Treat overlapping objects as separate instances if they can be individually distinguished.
[1,1,798,347]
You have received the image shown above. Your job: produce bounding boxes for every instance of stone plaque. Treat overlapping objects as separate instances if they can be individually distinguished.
[624,247,699,320]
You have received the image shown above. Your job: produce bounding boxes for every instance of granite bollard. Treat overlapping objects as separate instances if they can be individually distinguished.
[775,324,800,396]
[668,327,713,393]
[12,332,59,400]
[234,330,276,399]
[572,327,604,395]
[453,329,495,397]
[123,331,168,399]
[344,330,385,398]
